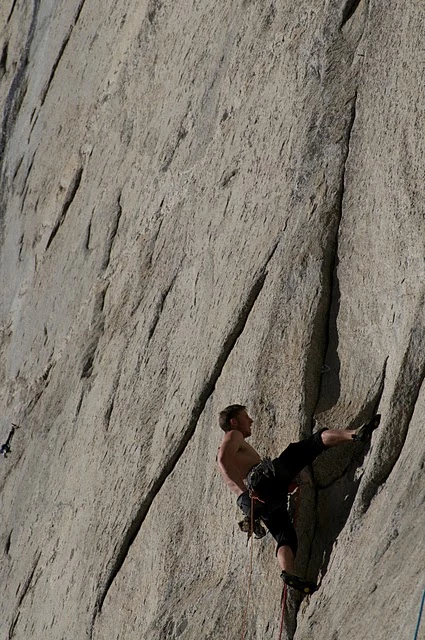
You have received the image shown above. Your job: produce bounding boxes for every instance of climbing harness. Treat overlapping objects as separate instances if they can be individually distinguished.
[246,457,275,492]
[414,590,425,640]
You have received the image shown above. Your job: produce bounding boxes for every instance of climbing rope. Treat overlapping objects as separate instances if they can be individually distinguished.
[414,589,425,640]
[240,496,255,640]
[277,584,288,640]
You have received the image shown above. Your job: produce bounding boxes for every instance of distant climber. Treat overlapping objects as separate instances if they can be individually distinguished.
[217,405,380,594]
[0,424,20,459]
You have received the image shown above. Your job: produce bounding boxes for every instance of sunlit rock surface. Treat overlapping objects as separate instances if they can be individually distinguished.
[0,0,424,638]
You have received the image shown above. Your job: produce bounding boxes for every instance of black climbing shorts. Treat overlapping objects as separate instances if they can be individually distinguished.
[273,428,328,483]
[261,503,298,555]
[254,429,328,556]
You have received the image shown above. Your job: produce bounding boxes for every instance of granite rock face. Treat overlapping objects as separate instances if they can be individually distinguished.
[0,1,424,639]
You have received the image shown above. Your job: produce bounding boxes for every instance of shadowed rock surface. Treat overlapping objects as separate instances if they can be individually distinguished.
[0,0,424,638]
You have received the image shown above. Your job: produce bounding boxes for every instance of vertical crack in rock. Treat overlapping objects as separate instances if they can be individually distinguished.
[363,356,387,418]
[7,0,19,23]
[0,42,8,78]
[26,388,45,414]
[24,360,57,414]
[39,0,87,110]
[8,612,20,639]
[101,192,123,270]
[147,272,180,342]
[0,0,40,243]
[301,95,359,573]
[41,360,55,383]
[85,217,93,251]
[0,0,40,168]
[357,317,425,514]
[293,71,360,638]
[305,92,358,425]
[18,233,24,261]
[103,364,125,431]
[147,0,163,25]
[220,168,238,188]
[333,94,358,215]
[90,241,279,630]
[12,154,24,181]
[16,551,41,607]
[39,36,70,103]
[75,388,85,418]
[5,530,12,555]
[161,123,188,172]
[223,193,232,218]
[103,397,115,430]
[19,149,36,197]
[341,0,363,29]
[81,354,96,379]
[8,550,42,637]
[45,165,83,251]
[81,284,108,379]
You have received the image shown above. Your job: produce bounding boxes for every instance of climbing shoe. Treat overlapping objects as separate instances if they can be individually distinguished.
[281,571,318,594]
[352,414,381,443]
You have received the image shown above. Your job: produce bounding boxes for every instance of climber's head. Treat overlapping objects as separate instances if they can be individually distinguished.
[219,405,253,437]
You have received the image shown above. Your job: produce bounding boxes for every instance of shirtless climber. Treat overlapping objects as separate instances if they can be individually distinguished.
[217,405,380,594]
[0,424,20,459]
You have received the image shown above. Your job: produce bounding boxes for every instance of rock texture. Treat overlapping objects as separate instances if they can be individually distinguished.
[0,0,424,639]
